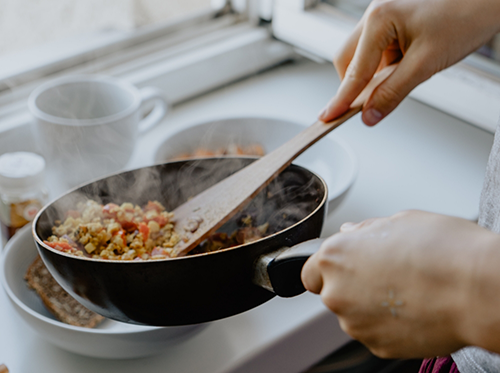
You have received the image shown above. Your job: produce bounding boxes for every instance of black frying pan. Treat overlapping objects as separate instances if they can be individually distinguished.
[33,157,326,326]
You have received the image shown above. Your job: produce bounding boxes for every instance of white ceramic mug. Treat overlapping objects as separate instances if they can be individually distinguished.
[29,75,168,187]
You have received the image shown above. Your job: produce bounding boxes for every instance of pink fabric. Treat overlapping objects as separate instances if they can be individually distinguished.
[419,357,460,373]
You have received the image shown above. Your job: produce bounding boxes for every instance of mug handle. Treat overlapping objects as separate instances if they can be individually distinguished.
[138,87,169,133]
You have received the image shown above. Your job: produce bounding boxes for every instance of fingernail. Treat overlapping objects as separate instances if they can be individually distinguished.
[363,108,383,126]
[340,222,357,232]
[318,106,328,121]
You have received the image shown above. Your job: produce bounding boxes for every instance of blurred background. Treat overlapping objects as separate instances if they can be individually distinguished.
[0,0,213,57]
[2,0,499,63]
[323,0,500,61]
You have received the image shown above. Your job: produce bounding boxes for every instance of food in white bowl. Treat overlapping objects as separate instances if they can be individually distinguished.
[154,117,358,214]
[25,256,105,327]
[172,143,265,160]
[0,225,206,359]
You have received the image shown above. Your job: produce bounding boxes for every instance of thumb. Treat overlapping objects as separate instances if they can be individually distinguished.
[362,49,433,126]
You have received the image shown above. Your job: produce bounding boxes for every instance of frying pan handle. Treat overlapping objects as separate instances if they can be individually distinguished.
[253,238,324,298]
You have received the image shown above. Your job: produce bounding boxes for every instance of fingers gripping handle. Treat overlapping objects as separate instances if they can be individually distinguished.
[253,238,324,297]
[269,238,324,297]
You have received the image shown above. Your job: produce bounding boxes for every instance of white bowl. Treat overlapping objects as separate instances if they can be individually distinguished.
[0,225,206,359]
[155,117,358,214]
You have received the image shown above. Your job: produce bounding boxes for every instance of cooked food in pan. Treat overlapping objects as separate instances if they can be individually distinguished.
[44,199,269,260]
[45,200,178,260]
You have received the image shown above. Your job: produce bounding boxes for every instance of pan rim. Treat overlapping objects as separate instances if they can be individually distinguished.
[33,157,328,264]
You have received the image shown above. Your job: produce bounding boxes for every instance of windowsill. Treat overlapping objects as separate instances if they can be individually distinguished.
[1,29,132,83]
[0,21,294,142]
[0,7,220,90]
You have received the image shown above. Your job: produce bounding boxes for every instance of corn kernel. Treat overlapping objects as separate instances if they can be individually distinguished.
[148,220,160,233]
[84,243,96,254]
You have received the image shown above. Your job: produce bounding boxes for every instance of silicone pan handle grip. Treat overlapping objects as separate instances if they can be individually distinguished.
[253,238,324,298]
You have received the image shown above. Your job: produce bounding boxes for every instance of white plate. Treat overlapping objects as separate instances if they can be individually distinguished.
[0,225,207,359]
[154,117,358,214]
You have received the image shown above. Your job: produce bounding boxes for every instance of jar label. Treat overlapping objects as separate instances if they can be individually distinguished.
[10,200,42,228]
[23,204,40,221]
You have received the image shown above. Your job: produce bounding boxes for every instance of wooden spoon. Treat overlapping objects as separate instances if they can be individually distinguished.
[170,65,397,257]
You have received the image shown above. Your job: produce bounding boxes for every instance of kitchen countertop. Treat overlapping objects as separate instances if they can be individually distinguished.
[0,58,494,373]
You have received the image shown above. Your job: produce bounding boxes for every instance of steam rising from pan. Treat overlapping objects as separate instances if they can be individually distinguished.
[37,158,324,257]
[155,117,358,215]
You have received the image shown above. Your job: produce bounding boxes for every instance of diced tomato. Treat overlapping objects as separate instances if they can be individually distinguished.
[102,203,119,218]
[65,210,80,219]
[144,201,164,213]
[44,241,74,252]
[138,222,150,241]
[117,219,137,231]
[113,230,127,246]
[145,214,167,227]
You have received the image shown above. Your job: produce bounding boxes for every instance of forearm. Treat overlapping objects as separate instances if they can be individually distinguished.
[458,230,500,353]
[478,0,500,32]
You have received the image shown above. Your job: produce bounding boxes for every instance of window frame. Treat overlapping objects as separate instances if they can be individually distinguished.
[0,1,296,137]
[0,6,226,90]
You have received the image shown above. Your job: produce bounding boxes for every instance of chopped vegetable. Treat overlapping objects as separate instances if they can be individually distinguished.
[44,241,74,252]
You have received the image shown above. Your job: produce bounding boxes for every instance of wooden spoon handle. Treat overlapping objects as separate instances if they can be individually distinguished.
[170,64,397,257]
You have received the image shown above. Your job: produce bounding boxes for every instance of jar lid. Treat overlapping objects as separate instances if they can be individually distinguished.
[0,152,46,192]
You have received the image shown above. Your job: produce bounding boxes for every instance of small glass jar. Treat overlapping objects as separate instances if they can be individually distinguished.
[0,152,48,247]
